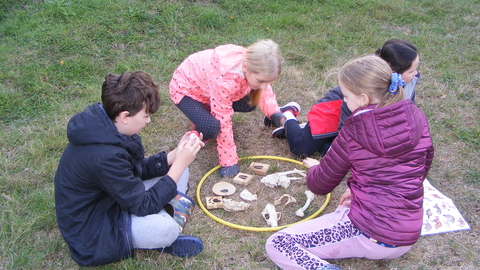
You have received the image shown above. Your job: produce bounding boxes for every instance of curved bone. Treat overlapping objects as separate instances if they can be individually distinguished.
[239,189,257,201]
[262,203,282,227]
[273,194,297,206]
[222,198,250,212]
[260,169,306,189]
[295,190,315,217]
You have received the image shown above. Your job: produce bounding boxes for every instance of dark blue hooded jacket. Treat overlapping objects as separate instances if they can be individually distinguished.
[54,103,177,266]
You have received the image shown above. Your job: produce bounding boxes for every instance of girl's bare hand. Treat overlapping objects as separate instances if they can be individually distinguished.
[339,188,351,207]
[302,157,320,168]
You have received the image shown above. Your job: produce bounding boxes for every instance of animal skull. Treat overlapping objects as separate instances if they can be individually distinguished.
[260,169,306,189]
[262,203,282,227]
[295,190,315,217]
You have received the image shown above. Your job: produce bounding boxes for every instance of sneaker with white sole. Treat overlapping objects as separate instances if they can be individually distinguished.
[280,101,301,117]
[272,126,286,138]
[272,122,307,138]
[156,235,203,257]
[264,102,301,127]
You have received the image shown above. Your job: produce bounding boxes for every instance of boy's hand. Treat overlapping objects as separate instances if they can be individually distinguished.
[302,157,320,168]
[179,131,204,144]
[167,132,204,182]
[175,133,204,165]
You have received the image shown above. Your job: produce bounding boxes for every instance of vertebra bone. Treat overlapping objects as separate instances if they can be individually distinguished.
[273,194,297,206]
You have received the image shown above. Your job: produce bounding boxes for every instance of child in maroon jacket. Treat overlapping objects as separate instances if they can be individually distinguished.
[265,55,434,270]
[268,39,420,158]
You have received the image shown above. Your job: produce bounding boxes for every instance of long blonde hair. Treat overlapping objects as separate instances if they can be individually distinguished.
[243,39,282,105]
[338,55,405,108]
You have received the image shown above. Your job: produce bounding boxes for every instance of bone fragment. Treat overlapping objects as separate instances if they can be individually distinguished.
[262,203,282,227]
[260,169,306,189]
[222,198,250,212]
[295,190,315,217]
[273,194,297,206]
[239,189,257,201]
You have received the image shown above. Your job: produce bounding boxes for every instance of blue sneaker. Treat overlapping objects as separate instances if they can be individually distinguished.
[157,235,203,257]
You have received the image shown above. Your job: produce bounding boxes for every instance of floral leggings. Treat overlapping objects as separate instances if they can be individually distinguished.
[265,205,413,269]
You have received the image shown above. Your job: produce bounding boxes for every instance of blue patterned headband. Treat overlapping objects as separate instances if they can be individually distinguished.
[389,72,405,95]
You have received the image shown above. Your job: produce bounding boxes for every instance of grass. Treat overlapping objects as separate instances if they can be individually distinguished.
[1,0,479,269]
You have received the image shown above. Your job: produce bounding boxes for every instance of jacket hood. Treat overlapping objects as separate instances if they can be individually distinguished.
[67,103,144,160]
[212,44,246,75]
[343,100,424,157]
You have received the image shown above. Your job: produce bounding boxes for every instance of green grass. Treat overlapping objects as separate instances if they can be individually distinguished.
[1,0,479,269]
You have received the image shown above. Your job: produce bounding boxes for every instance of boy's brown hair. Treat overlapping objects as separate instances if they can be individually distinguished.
[101,71,160,120]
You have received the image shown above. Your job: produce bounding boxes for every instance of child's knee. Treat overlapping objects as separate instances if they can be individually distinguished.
[198,121,220,139]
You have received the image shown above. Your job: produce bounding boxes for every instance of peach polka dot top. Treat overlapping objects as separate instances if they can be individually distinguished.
[169,44,280,167]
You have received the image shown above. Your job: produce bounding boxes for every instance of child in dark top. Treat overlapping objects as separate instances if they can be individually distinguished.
[265,55,434,270]
[54,71,205,266]
[268,39,420,158]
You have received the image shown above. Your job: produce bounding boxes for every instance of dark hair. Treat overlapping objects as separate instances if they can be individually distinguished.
[375,39,418,74]
[101,71,160,120]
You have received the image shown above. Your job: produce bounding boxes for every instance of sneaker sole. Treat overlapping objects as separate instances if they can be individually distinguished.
[272,126,286,138]
[159,235,203,257]
[280,101,301,115]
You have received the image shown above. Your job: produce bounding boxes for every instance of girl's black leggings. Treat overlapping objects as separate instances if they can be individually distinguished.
[176,95,255,140]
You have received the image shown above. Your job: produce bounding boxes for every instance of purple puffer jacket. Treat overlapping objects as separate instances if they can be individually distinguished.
[306,99,434,246]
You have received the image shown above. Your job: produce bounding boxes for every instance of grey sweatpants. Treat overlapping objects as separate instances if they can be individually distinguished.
[130,168,189,249]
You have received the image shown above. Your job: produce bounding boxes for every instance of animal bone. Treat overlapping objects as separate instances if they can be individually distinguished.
[239,189,257,201]
[262,203,282,227]
[273,194,297,206]
[222,198,250,212]
[295,190,315,217]
[260,169,306,189]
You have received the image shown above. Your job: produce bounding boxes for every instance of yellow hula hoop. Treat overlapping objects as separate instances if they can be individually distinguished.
[195,155,331,232]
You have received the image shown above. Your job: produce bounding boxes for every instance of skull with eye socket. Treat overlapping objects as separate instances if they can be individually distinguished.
[262,203,282,227]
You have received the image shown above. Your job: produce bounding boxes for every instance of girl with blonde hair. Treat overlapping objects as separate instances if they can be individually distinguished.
[170,39,296,176]
[265,55,434,270]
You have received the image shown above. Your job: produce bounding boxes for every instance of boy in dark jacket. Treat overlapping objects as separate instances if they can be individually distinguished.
[54,71,204,266]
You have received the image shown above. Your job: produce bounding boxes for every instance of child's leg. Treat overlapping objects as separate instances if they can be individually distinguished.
[131,209,180,249]
[284,121,333,158]
[232,94,256,112]
[175,167,189,194]
[265,205,412,269]
[176,96,220,139]
[131,169,190,249]
[142,168,189,194]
